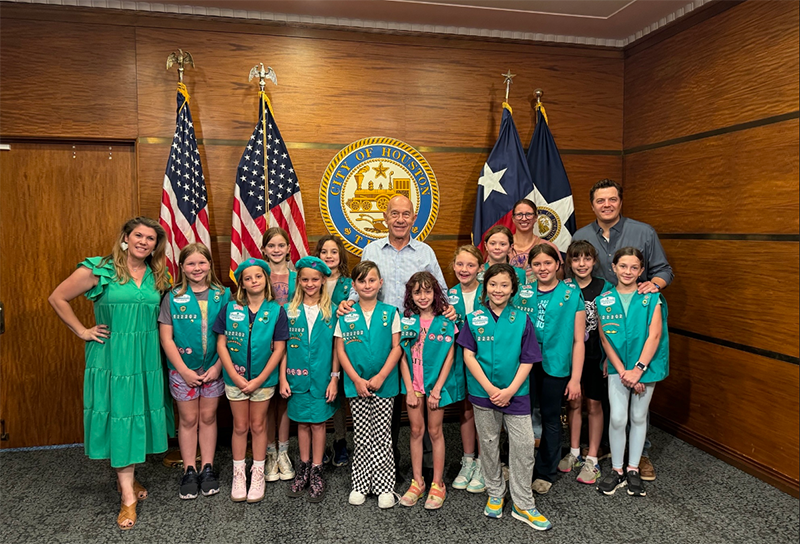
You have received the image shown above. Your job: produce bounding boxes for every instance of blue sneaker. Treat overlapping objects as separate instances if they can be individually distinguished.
[332,438,349,467]
[484,496,504,518]
[511,503,552,531]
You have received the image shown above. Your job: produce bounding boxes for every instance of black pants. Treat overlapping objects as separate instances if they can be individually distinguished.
[531,364,569,484]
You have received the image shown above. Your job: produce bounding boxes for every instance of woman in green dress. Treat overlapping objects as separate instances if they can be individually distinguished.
[49,217,171,530]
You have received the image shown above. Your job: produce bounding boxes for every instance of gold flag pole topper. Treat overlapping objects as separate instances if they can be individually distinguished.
[248,64,278,209]
[533,87,548,124]
[166,49,195,83]
[502,69,516,111]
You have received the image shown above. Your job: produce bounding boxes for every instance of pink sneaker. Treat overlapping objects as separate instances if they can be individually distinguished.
[231,464,247,502]
[247,464,266,503]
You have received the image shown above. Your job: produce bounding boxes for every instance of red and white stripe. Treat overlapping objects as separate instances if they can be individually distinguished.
[159,173,211,280]
[229,183,267,281]
[269,192,309,263]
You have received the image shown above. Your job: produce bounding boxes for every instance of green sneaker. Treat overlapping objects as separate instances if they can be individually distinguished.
[467,459,485,493]
[484,496,504,518]
[452,456,476,490]
[511,503,552,531]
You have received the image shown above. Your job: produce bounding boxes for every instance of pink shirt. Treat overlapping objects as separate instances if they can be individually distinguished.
[410,316,433,394]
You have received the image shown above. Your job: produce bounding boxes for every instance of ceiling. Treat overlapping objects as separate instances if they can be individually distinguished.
[5,0,711,47]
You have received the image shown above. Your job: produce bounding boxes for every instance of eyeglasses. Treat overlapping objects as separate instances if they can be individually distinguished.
[513,212,536,219]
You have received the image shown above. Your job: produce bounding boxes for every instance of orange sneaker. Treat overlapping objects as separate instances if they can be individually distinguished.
[399,479,426,507]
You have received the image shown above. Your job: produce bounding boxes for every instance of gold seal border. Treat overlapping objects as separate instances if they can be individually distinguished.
[319,137,440,256]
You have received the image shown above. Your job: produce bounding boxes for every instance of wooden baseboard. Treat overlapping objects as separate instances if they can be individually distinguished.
[651,414,799,498]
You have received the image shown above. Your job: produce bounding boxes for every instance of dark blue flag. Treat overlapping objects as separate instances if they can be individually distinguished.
[472,103,533,247]
[525,107,575,251]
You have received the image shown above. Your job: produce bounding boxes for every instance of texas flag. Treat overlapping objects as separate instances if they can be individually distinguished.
[525,106,576,252]
[472,103,534,248]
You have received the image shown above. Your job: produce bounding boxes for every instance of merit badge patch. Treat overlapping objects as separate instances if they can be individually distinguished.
[319,138,439,256]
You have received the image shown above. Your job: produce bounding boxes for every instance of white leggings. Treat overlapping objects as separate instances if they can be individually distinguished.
[608,374,656,471]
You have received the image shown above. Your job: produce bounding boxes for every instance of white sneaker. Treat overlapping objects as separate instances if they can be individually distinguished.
[467,459,486,493]
[453,456,476,490]
[378,492,398,509]
[348,490,366,505]
[265,451,280,482]
[277,450,295,480]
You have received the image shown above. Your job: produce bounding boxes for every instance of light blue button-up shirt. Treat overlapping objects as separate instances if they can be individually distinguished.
[348,237,447,311]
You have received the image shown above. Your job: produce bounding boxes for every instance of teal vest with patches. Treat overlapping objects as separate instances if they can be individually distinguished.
[447,283,483,402]
[465,306,529,398]
[398,314,461,407]
[223,299,281,387]
[477,263,527,286]
[285,303,336,398]
[338,301,399,399]
[169,287,230,371]
[512,280,585,378]
[330,276,353,306]
[599,288,669,383]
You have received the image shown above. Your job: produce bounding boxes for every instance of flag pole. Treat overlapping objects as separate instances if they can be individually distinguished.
[166,49,195,84]
[533,88,548,125]
[502,70,516,105]
[248,64,278,222]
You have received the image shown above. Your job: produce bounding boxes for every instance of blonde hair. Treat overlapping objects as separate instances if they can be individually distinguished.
[173,243,225,297]
[234,265,274,305]
[451,245,483,267]
[108,217,170,292]
[288,267,333,322]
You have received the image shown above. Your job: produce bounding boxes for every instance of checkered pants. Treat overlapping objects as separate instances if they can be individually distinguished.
[349,396,395,494]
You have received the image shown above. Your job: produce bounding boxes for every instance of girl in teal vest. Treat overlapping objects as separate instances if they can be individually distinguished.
[457,264,552,531]
[314,234,353,467]
[448,245,486,493]
[214,258,288,504]
[596,247,668,498]
[335,261,403,509]
[261,227,297,483]
[159,243,230,500]
[518,244,586,496]
[477,225,527,286]
[398,272,459,510]
[280,257,340,503]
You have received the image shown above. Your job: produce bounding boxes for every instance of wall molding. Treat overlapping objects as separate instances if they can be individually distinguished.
[669,327,800,366]
[651,413,799,497]
[1,0,714,49]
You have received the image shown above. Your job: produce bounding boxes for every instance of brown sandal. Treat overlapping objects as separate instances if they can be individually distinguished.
[117,479,148,500]
[116,500,137,530]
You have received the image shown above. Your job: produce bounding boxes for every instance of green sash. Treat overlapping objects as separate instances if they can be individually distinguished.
[168,287,229,371]
[338,301,399,399]
[330,276,353,306]
[398,314,462,407]
[448,283,483,402]
[465,305,529,398]
[512,280,584,378]
[599,288,669,383]
[285,303,336,398]
[223,299,281,387]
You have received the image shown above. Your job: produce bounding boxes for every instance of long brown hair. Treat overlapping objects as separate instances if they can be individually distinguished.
[403,272,447,317]
[107,217,170,292]
[314,234,349,278]
[261,227,292,262]
[173,243,225,297]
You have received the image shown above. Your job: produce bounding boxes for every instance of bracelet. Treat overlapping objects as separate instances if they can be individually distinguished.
[330,372,340,378]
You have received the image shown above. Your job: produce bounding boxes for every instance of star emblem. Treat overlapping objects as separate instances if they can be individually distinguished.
[478,163,508,201]
[373,162,389,179]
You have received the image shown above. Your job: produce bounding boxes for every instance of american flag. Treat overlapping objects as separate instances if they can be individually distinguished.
[229,91,309,279]
[159,83,211,280]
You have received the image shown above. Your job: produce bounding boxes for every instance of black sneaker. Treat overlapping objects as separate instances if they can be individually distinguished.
[332,439,349,467]
[597,470,626,496]
[179,466,200,500]
[198,463,220,496]
[626,470,646,497]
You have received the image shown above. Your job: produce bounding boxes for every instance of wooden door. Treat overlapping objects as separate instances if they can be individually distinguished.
[0,141,137,448]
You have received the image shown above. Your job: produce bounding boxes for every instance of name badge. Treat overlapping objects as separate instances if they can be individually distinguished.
[401,317,416,326]
[471,315,489,326]
[448,294,460,305]
[344,313,360,324]
[599,296,616,307]
[519,289,534,298]
[174,294,191,304]
[229,311,246,322]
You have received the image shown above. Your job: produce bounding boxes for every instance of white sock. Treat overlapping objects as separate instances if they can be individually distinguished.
[253,459,266,469]
[587,456,598,467]
[233,459,245,467]
[463,452,475,459]
[570,447,581,459]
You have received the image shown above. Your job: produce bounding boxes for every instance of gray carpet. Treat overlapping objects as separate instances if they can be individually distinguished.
[0,425,797,544]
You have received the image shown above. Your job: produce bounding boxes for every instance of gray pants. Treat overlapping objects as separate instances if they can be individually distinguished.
[473,405,536,510]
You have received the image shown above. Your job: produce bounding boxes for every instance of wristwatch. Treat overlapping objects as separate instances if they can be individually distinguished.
[634,361,648,372]
[330,372,341,378]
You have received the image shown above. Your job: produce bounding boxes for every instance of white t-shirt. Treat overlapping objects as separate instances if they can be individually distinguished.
[462,288,478,315]
[303,303,320,335]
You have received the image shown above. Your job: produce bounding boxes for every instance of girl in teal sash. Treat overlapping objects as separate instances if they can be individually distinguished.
[214,258,288,504]
[261,227,297,483]
[281,257,340,503]
[335,261,403,509]
[458,264,552,531]
[521,244,586,496]
[398,272,458,510]
[478,225,527,286]
[314,234,353,467]
[448,245,485,493]
[597,247,668,498]
[159,243,230,500]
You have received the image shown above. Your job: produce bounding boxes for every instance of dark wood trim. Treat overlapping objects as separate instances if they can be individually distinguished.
[651,413,800,498]
[624,0,746,58]
[669,328,800,366]
[0,2,623,59]
[658,233,800,242]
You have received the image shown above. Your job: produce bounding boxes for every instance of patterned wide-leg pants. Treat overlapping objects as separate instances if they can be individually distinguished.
[349,396,395,495]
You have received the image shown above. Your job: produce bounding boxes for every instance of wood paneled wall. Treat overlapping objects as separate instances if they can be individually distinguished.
[623,0,799,495]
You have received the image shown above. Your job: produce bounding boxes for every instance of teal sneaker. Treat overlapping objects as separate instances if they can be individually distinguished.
[467,459,486,493]
[483,496,504,518]
[511,503,552,531]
